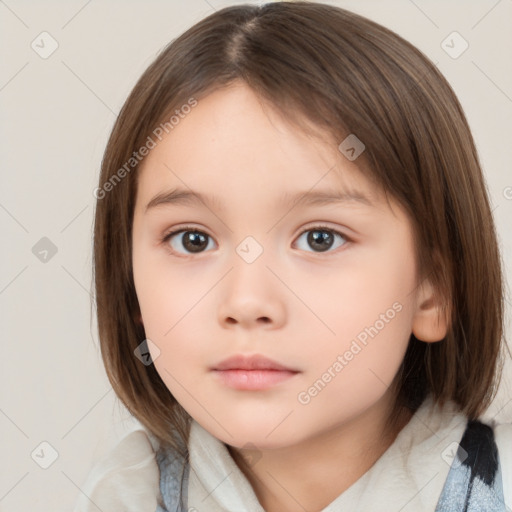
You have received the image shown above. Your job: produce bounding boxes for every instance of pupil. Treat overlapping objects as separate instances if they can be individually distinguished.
[308,230,333,252]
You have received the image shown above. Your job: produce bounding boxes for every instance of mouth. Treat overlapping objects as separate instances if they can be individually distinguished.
[210,354,300,390]
[211,353,299,372]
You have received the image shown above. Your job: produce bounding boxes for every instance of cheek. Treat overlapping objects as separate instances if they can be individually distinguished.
[132,253,214,380]
[307,245,416,384]
[133,235,207,330]
[314,248,416,342]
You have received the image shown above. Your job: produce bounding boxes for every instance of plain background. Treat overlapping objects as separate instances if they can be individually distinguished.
[1,0,511,510]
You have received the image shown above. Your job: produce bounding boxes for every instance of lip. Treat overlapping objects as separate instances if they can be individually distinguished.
[211,354,300,391]
[211,354,298,372]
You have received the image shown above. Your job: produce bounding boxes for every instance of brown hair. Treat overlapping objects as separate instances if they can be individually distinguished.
[93,1,507,452]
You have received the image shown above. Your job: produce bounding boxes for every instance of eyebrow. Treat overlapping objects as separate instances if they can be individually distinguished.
[145,186,374,213]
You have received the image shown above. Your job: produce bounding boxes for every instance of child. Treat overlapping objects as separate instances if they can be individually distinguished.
[76,1,511,511]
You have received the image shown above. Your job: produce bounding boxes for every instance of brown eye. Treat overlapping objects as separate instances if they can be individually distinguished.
[162,225,349,257]
[163,229,214,255]
[294,226,348,253]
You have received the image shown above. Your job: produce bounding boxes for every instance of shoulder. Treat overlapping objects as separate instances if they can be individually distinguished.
[73,428,161,512]
[494,421,512,510]
[494,420,512,450]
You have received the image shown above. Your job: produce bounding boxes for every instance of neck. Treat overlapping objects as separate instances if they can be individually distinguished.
[227,394,413,512]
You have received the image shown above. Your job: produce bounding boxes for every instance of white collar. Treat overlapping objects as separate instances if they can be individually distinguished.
[186,395,468,512]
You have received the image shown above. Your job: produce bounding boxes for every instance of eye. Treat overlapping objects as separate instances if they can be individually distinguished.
[294,225,349,253]
[162,226,216,255]
[161,224,349,256]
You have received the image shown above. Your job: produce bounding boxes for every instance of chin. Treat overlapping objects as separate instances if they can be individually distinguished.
[204,419,306,451]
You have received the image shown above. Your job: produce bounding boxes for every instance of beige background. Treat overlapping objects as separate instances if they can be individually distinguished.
[0,0,511,510]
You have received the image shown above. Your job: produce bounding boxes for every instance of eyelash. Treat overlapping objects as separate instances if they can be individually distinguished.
[160,224,351,257]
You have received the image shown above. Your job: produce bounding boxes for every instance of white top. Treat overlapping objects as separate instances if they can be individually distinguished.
[73,395,512,512]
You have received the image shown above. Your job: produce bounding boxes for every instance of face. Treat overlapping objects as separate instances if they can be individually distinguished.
[132,82,425,450]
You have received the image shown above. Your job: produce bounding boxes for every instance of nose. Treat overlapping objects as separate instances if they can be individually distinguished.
[217,258,286,330]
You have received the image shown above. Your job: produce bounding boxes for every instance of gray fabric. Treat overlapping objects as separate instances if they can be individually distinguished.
[434,420,506,511]
[155,438,190,512]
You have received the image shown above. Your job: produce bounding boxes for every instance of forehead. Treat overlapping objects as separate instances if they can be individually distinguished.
[136,83,385,212]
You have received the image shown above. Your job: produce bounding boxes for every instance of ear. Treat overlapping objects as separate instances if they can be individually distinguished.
[412,278,449,342]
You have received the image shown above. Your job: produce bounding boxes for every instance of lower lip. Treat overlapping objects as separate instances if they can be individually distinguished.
[212,369,299,390]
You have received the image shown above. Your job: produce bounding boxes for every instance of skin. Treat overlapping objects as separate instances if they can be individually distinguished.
[131,81,447,512]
